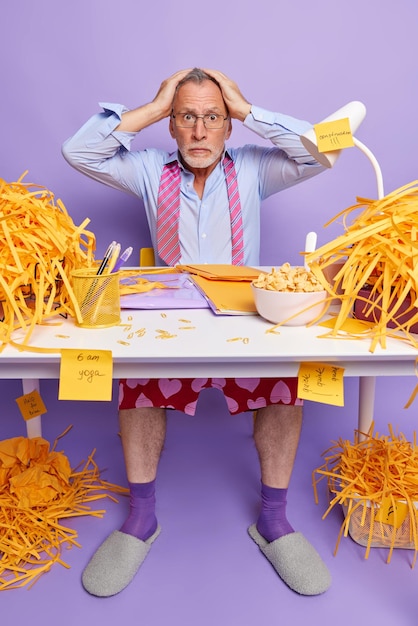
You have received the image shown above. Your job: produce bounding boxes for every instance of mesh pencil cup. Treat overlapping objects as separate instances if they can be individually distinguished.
[71,268,121,328]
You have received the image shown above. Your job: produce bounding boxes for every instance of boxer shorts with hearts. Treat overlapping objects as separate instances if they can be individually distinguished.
[118,377,302,416]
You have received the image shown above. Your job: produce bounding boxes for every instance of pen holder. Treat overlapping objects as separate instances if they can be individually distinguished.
[71,269,121,328]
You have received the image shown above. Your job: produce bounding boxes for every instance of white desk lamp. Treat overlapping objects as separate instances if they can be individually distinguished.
[301,101,386,436]
[301,101,384,199]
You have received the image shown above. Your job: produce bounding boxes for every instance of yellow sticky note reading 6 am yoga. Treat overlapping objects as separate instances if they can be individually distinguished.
[59,349,113,401]
[297,362,345,406]
[314,118,354,153]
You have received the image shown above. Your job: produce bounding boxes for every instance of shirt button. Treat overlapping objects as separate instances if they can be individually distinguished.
[201,233,207,239]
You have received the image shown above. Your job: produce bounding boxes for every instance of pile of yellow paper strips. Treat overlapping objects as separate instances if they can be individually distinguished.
[306,180,418,352]
[313,425,418,567]
[0,430,127,590]
[0,172,96,348]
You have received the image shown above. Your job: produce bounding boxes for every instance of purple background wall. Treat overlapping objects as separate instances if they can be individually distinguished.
[2,3,418,620]
[3,0,418,263]
[2,0,418,424]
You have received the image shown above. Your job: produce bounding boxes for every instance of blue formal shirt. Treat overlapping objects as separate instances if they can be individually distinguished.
[62,103,325,266]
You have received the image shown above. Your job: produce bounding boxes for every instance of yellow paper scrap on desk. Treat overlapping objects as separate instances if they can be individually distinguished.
[59,349,113,401]
[298,362,344,406]
[319,316,374,334]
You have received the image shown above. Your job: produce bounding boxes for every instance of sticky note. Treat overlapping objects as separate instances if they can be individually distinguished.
[59,349,113,401]
[298,362,344,406]
[374,497,409,529]
[314,118,354,153]
[15,388,47,421]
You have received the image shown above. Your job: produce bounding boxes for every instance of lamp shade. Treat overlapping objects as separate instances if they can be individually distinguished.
[300,101,367,168]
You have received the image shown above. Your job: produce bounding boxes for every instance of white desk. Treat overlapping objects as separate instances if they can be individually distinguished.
[2,306,417,438]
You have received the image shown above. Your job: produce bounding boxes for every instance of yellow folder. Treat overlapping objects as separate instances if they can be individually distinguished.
[177,264,261,282]
[177,265,262,315]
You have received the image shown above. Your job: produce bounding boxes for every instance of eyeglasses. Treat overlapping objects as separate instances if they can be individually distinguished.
[172,112,229,129]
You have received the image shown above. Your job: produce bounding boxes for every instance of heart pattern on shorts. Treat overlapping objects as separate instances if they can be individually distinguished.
[135,393,151,408]
[247,398,267,410]
[191,378,209,392]
[158,378,182,398]
[126,378,150,388]
[211,378,226,389]
[270,380,292,404]
[224,395,239,414]
[184,400,198,415]
[235,378,260,393]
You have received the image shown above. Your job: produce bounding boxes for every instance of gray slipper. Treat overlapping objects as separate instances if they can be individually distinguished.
[248,524,331,595]
[82,526,161,597]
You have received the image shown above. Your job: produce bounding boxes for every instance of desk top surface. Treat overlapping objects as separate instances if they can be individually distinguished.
[2,306,417,365]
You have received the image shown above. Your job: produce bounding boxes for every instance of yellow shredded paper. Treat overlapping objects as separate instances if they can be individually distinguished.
[0,172,96,348]
[313,425,418,567]
[305,180,418,352]
[0,430,127,590]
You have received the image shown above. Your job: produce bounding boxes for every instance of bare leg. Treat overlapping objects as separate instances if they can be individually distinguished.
[119,406,167,482]
[253,404,303,488]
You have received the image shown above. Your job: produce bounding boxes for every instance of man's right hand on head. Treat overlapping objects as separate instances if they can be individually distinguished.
[152,69,193,118]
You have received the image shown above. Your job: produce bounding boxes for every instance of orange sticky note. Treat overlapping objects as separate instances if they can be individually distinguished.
[15,389,47,421]
[59,349,113,401]
[298,362,344,406]
[374,497,409,529]
[314,118,354,153]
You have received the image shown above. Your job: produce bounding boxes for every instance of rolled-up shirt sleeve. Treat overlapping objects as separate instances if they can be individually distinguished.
[244,105,321,165]
[61,103,140,191]
[240,105,326,197]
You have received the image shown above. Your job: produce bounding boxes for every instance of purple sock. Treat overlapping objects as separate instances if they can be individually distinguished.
[256,482,294,542]
[120,480,158,542]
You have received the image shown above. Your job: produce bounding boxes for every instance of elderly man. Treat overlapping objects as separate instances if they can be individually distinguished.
[62,68,331,597]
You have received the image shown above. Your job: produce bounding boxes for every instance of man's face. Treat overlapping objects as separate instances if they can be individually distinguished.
[169,80,232,172]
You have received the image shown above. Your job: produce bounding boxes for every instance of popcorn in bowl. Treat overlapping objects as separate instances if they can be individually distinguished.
[251,264,327,326]
[253,263,324,293]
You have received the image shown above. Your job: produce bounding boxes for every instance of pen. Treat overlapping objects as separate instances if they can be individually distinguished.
[81,240,116,316]
[112,246,133,273]
[107,243,121,274]
[96,241,116,275]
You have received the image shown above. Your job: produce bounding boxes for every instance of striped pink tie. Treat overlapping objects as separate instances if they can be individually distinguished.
[156,154,244,266]
[156,162,182,266]
[223,154,244,266]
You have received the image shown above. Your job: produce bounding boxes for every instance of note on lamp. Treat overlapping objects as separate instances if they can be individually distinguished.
[300,101,384,200]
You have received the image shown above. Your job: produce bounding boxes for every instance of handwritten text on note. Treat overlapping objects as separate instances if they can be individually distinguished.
[15,388,47,421]
[297,362,344,406]
[59,349,113,401]
[314,118,354,153]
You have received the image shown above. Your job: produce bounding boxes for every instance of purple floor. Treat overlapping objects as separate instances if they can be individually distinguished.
[1,376,418,625]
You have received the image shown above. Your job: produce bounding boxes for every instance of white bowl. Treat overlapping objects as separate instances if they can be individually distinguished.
[251,284,328,326]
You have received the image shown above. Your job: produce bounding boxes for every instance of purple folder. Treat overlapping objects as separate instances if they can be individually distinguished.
[120,273,209,310]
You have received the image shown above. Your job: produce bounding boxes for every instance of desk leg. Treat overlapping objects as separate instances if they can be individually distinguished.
[358,376,376,438]
[22,379,43,439]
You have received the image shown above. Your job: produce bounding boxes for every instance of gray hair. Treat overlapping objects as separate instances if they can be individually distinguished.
[172,68,227,112]
[175,68,220,92]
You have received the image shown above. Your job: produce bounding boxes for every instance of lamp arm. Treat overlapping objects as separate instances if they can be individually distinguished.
[352,136,384,441]
[352,137,384,200]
